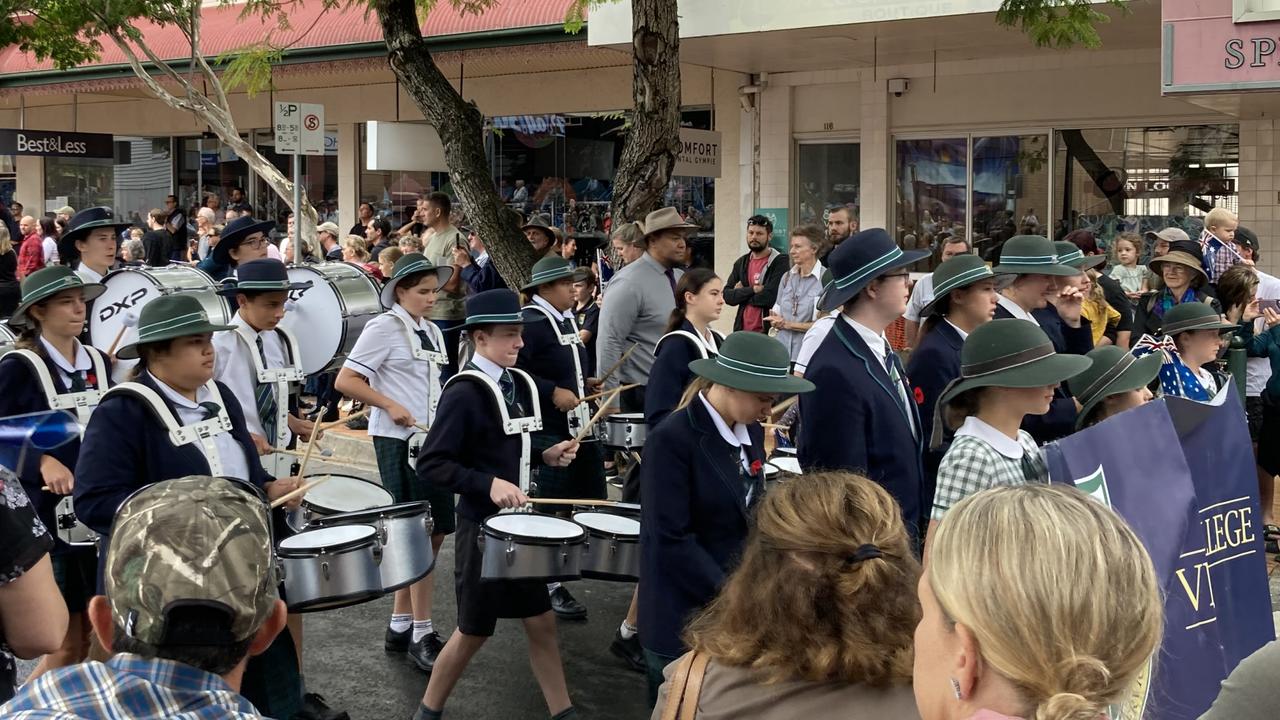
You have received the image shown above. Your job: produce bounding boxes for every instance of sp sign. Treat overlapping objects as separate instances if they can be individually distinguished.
[274,102,325,156]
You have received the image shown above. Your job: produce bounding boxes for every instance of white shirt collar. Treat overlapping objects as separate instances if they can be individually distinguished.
[944,319,970,340]
[75,264,105,284]
[232,313,268,338]
[39,336,91,374]
[841,315,889,361]
[469,353,507,383]
[148,372,212,411]
[997,294,1037,323]
[696,392,752,449]
[531,293,573,320]
[954,415,1024,459]
[790,259,823,279]
[391,303,431,330]
[476,251,490,267]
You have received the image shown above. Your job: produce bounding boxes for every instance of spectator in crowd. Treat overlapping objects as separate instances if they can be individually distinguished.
[38,218,59,268]
[511,178,529,205]
[0,202,20,251]
[573,274,599,377]
[455,227,506,294]
[767,224,824,362]
[915,484,1162,720]
[724,215,789,333]
[523,216,559,259]
[904,235,972,349]
[1068,345,1160,430]
[122,238,146,266]
[418,192,468,378]
[164,195,187,261]
[1200,207,1240,285]
[398,199,429,239]
[1077,268,1120,347]
[366,218,393,264]
[341,234,381,279]
[317,222,343,261]
[1201,639,1280,720]
[377,246,403,281]
[604,222,646,285]
[1133,240,1220,338]
[9,200,22,218]
[16,215,44,279]
[1,476,288,718]
[1144,227,1188,273]
[0,466,68,703]
[560,233,578,265]
[654,472,921,720]
[204,192,225,223]
[141,208,173,267]
[195,207,217,261]
[820,206,857,265]
[351,202,374,238]
[1108,232,1150,298]
[0,225,18,316]
[227,186,250,213]
[399,235,423,255]
[1061,233,1132,349]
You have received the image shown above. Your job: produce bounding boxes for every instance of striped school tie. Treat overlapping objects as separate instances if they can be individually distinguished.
[199,401,223,421]
[254,336,277,441]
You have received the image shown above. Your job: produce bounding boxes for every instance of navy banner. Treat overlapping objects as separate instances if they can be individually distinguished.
[1044,392,1274,719]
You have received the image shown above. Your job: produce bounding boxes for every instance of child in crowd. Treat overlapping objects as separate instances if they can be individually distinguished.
[1134,301,1234,401]
[379,247,404,282]
[1201,207,1241,284]
[1108,232,1149,298]
[1080,268,1121,347]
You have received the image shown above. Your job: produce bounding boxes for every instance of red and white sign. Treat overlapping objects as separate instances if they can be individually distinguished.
[274,102,325,156]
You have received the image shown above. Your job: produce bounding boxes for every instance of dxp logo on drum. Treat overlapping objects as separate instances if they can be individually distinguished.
[97,288,148,322]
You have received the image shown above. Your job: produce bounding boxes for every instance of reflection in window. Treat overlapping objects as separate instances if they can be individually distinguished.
[112,137,173,227]
[1052,125,1238,253]
[176,136,249,219]
[797,143,860,226]
[45,156,113,219]
[895,138,966,267]
[972,135,1050,261]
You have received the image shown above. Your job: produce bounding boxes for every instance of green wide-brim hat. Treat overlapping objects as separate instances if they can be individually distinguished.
[380,252,455,308]
[8,266,106,328]
[689,331,815,395]
[521,256,591,291]
[920,255,1011,318]
[1158,301,1236,335]
[992,235,1079,277]
[1053,241,1108,272]
[116,294,235,360]
[938,318,1093,407]
[1068,346,1162,430]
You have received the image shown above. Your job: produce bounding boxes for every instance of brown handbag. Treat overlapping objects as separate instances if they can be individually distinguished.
[660,651,711,720]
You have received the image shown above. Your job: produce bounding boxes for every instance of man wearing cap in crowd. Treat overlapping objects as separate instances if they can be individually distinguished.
[523,216,561,259]
[516,256,604,622]
[198,215,274,283]
[414,289,580,720]
[1,476,289,718]
[55,205,75,223]
[317,222,344,261]
[724,214,790,333]
[1145,226,1189,263]
[798,228,930,539]
[59,207,130,285]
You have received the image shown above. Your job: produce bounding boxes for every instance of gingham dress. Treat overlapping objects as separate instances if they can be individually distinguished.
[931,421,1047,521]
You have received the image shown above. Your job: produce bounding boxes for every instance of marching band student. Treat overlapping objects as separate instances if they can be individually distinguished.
[335,252,453,673]
[516,256,603,621]
[0,266,111,677]
[413,289,580,720]
[56,207,128,285]
[1067,346,1160,430]
[572,273,599,377]
[644,267,726,428]
[197,215,273,283]
[72,293,314,719]
[639,332,813,704]
[928,319,1091,536]
[797,228,930,538]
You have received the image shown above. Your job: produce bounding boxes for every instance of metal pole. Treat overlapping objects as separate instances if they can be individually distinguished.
[292,152,303,263]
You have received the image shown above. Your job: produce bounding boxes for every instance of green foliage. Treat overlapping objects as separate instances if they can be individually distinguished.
[219,44,282,96]
[564,0,618,35]
[996,0,1130,49]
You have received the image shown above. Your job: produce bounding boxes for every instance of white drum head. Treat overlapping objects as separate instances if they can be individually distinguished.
[769,457,802,475]
[90,266,226,371]
[573,512,640,537]
[280,524,376,549]
[486,513,583,539]
[303,476,393,513]
[279,266,342,375]
[773,447,798,457]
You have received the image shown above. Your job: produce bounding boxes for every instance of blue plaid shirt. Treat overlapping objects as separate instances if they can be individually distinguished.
[0,653,264,719]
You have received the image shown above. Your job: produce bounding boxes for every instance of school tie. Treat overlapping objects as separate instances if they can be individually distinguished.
[885,346,917,437]
[254,336,278,442]
[68,371,86,393]
[199,401,222,421]
[499,370,516,406]
[414,328,437,353]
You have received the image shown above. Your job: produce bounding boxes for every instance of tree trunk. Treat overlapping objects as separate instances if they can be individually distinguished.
[608,0,683,232]
[374,0,537,288]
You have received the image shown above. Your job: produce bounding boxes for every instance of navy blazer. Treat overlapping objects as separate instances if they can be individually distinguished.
[0,349,112,554]
[797,319,925,536]
[516,306,588,438]
[74,374,271,536]
[643,321,724,427]
[994,304,1090,442]
[905,320,964,508]
[639,397,765,658]
[461,259,508,294]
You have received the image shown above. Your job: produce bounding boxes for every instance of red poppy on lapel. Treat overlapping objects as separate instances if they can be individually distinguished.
[913,386,924,405]
[85,372,98,389]
[750,459,762,476]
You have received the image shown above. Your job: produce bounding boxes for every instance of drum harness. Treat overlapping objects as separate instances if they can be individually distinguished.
[523,302,595,442]
[654,328,719,361]
[444,367,542,508]
[232,322,306,477]
[387,310,447,467]
[10,347,110,426]
[102,380,235,476]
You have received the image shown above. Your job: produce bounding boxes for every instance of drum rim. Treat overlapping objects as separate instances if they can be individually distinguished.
[572,511,640,539]
[284,263,382,373]
[309,501,430,526]
[482,514,586,544]
[605,413,646,423]
[277,524,378,556]
[284,588,384,614]
[299,474,394,512]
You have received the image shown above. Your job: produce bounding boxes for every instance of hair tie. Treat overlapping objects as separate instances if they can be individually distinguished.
[846,544,883,564]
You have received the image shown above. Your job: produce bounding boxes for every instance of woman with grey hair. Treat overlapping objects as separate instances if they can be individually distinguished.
[122,238,146,266]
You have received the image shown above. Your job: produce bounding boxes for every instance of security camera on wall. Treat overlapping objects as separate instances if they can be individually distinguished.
[888,78,909,97]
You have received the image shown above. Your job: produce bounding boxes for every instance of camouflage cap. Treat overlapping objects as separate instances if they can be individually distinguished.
[106,476,278,646]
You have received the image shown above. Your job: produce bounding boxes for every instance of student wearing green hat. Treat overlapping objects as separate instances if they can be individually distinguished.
[335,251,454,671]
[1068,346,1161,429]
[0,266,111,677]
[929,319,1092,532]
[1134,301,1236,401]
[639,331,814,702]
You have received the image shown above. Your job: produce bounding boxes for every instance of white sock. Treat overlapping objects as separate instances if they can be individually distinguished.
[389,614,412,633]
[619,621,638,640]
[547,582,562,593]
[412,619,434,643]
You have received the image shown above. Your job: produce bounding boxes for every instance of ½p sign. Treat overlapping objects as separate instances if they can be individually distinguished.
[275,101,324,156]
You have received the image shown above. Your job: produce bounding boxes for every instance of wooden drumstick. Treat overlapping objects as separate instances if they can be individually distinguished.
[573,388,623,443]
[526,498,622,508]
[269,447,379,472]
[298,409,369,477]
[106,311,138,357]
[270,475,331,510]
[578,383,639,405]
[596,343,638,386]
[413,422,430,433]
[770,395,799,417]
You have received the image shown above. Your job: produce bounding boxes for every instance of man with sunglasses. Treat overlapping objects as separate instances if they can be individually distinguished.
[724,215,790,333]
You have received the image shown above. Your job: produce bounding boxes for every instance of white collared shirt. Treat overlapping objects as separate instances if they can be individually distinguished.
[469,352,507,383]
[212,314,292,443]
[696,391,752,476]
[149,373,251,482]
[343,303,444,440]
[75,264,105,284]
[475,252,491,269]
[953,415,1023,459]
[944,319,970,340]
[39,337,91,391]
[793,312,839,375]
[842,315,891,371]
[531,293,574,321]
[997,294,1037,323]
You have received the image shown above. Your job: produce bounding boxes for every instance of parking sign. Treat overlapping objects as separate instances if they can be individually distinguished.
[274,102,324,155]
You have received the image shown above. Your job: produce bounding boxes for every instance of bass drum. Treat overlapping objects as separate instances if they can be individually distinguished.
[280,263,381,374]
[89,266,228,371]
[0,324,14,356]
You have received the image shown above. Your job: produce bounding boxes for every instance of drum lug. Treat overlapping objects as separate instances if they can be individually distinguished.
[277,560,287,582]
[609,541,617,557]
[377,519,388,547]
[321,561,330,581]
[372,542,383,565]
[505,540,516,566]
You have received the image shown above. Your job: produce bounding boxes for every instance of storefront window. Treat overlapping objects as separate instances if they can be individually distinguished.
[895,138,967,265]
[796,143,860,226]
[972,134,1050,259]
[252,128,339,226]
[45,156,113,216]
[1052,124,1238,250]
[358,122,449,229]
[112,136,173,227]
[176,136,249,219]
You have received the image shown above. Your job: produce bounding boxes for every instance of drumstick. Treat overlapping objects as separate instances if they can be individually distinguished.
[770,396,799,417]
[106,312,138,357]
[413,422,430,433]
[597,343,638,386]
[270,475,331,510]
[573,388,623,443]
[270,447,379,472]
[526,498,622,508]
[298,409,369,477]
[760,422,787,430]
[578,383,639,405]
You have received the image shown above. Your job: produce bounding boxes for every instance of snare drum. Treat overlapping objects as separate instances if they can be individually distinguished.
[480,513,585,582]
[309,502,434,592]
[287,474,394,532]
[54,496,98,547]
[277,525,384,613]
[768,456,802,477]
[279,263,382,374]
[602,413,647,451]
[0,325,15,356]
[573,511,640,581]
[90,266,228,368]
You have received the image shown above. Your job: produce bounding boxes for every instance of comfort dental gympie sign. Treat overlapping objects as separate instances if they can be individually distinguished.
[1164,0,1280,93]
[0,129,114,158]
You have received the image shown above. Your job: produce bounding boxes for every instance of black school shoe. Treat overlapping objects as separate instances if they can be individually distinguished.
[293,693,348,720]
[385,625,410,652]
[409,632,446,673]
[550,585,588,621]
[609,629,646,673]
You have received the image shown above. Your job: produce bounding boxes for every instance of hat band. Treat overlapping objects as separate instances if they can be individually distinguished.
[998,254,1058,266]
[528,267,571,285]
[136,311,212,343]
[1162,317,1225,335]
[932,265,994,298]
[961,341,1055,378]
[715,353,789,379]
[22,274,82,303]
[394,260,434,279]
[831,247,904,291]
[1079,352,1138,401]
[1057,249,1084,264]
[233,280,292,290]
[466,312,522,325]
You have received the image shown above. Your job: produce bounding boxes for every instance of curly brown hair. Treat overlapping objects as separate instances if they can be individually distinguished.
[683,471,920,687]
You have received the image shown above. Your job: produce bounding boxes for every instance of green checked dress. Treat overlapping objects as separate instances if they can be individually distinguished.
[931,416,1048,521]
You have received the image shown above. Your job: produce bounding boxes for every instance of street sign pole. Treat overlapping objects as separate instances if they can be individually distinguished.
[293,153,303,264]
[275,100,323,265]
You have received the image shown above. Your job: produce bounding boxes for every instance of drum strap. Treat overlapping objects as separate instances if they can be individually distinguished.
[387,310,445,419]
[232,323,305,457]
[523,303,593,437]
[654,330,719,360]
[11,347,109,426]
[104,380,234,476]
[445,368,543,494]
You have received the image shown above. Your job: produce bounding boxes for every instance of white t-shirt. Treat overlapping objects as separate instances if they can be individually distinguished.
[342,304,444,440]
[904,272,936,323]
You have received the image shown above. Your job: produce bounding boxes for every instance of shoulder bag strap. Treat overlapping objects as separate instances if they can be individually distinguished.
[659,651,710,720]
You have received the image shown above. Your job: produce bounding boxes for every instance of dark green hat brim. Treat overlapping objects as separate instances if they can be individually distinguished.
[991,260,1079,277]
[116,318,237,360]
[521,266,590,292]
[216,279,313,297]
[380,265,455,309]
[920,272,1015,318]
[62,220,131,246]
[9,283,106,329]
[1073,352,1162,430]
[460,313,527,331]
[939,353,1092,408]
[688,356,815,395]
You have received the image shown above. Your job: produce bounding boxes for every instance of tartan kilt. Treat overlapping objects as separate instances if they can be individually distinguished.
[373,435,456,535]
[531,431,606,501]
